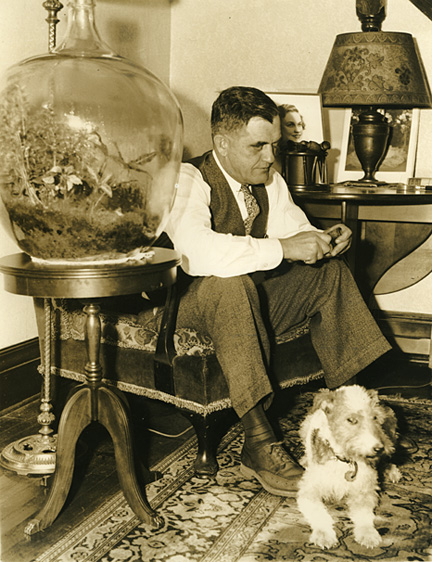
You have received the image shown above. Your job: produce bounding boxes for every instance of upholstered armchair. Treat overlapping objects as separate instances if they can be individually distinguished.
[35,284,324,476]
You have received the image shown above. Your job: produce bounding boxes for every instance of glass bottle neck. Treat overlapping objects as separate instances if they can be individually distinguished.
[54,0,115,57]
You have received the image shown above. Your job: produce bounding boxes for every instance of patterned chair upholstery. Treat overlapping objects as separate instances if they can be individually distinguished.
[37,290,324,475]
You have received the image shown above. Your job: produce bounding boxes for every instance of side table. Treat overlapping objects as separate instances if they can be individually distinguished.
[0,248,181,535]
[291,184,432,298]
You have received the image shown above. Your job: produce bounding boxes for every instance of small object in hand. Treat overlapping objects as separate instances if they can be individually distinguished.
[327,227,342,248]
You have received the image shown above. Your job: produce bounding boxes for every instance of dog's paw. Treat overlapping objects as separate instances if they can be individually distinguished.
[384,464,402,483]
[354,526,382,548]
[310,528,338,549]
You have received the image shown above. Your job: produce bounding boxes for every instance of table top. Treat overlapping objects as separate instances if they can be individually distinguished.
[291,183,432,204]
[0,248,181,298]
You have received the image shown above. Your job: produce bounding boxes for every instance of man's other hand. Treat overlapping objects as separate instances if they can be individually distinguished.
[324,224,352,257]
[279,224,351,264]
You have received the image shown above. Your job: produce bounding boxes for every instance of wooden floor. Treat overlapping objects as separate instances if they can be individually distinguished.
[0,354,430,562]
[0,386,194,562]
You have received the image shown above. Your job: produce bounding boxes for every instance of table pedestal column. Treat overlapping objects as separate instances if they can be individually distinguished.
[24,301,162,535]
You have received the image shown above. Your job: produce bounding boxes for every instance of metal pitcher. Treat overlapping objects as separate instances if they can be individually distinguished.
[282,141,330,188]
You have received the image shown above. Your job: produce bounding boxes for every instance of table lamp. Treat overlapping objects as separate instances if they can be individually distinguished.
[318,0,432,186]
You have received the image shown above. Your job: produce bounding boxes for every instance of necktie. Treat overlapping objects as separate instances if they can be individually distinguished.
[240,184,260,235]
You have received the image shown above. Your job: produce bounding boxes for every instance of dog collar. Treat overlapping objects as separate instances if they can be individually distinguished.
[335,455,358,481]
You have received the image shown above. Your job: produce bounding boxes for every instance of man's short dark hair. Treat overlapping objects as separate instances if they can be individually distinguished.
[211,86,279,137]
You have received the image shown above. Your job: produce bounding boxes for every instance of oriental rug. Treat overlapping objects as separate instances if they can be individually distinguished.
[35,393,432,562]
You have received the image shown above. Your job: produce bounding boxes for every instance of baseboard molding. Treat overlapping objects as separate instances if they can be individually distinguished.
[374,310,432,366]
[0,338,41,412]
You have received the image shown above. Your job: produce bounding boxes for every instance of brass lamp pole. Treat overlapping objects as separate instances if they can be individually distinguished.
[0,2,65,477]
[43,0,64,51]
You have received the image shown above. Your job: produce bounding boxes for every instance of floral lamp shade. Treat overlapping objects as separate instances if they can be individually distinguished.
[319,31,432,109]
[318,0,432,185]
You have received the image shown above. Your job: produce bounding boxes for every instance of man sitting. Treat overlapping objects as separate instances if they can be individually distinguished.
[164,86,391,496]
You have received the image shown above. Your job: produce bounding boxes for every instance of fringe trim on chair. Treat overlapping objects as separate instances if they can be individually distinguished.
[46,365,324,416]
[114,381,233,414]
[48,366,233,415]
[279,369,324,388]
[275,319,311,344]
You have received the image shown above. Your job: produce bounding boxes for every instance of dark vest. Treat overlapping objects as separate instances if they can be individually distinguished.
[188,151,269,238]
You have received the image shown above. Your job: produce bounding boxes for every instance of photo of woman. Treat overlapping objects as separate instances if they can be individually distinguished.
[267,93,324,145]
[278,104,306,143]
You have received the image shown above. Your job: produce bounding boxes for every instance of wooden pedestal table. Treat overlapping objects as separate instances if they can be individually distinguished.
[291,184,432,298]
[0,249,181,535]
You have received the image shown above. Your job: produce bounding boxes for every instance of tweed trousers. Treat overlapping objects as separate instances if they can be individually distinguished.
[176,259,391,418]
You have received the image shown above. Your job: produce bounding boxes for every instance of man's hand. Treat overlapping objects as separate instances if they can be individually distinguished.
[279,224,352,264]
[279,231,332,264]
[324,224,352,257]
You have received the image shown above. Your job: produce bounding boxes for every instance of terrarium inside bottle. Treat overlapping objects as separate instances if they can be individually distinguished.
[0,0,183,262]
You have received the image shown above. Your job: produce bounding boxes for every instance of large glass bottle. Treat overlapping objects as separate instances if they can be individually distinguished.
[0,0,183,262]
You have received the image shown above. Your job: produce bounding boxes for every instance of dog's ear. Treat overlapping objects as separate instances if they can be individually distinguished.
[366,388,380,405]
[381,405,399,444]
[310,428,334,464]
[301,409,336,465]
[370,403,399,457]
[312,388,336,414]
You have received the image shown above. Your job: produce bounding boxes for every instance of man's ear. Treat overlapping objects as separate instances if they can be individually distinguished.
[213,133,229,157]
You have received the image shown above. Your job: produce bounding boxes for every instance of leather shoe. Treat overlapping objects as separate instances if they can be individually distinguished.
[240,441,303,496]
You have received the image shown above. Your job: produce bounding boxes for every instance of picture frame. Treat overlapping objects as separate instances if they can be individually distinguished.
[336,108,420,184]
[266,93,324,144]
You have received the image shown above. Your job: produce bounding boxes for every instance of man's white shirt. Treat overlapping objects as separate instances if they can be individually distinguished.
[165,151,318,277]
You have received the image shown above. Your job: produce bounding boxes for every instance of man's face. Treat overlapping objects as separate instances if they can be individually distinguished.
[215,116,281,185]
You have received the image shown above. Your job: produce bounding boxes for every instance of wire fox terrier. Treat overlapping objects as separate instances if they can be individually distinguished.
[297,385,401,549]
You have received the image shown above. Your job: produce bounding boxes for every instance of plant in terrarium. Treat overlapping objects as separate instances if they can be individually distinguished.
[0,81,178,261]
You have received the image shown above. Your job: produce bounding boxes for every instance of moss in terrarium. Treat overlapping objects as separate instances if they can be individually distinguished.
[0,85,165,209]
[0,84,172,259]
[5,196,158,259]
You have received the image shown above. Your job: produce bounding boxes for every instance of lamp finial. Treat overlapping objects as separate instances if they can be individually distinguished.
[356,0,386,31]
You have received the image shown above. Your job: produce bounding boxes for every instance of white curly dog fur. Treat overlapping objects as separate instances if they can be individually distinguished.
[297,385,401,549]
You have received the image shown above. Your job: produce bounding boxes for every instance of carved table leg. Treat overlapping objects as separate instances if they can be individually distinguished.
[98,386,160,525]
[25,300,161,535]
[24,387,91,535]
[83,302,160,527]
